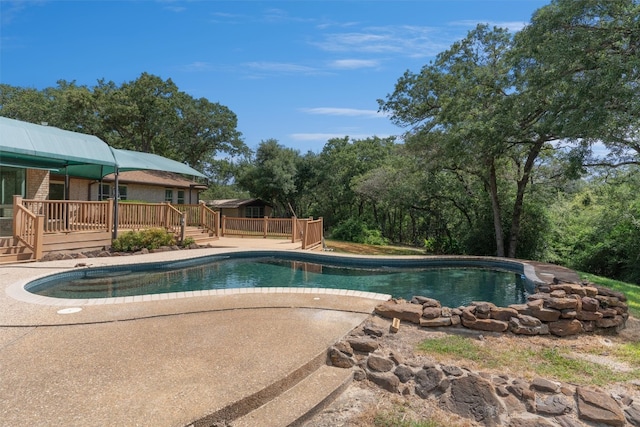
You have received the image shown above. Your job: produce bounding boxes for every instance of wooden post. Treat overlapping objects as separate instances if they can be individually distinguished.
[199,201,206,229]
[33,215,44,260]
[12,195,22,238]
[179,212,187,243]
[107,199,114,235]
[291,216,297,243]
[221,215,226,237]
[263,216,268,239]
[302,219,310,249]
[215,211,221,238]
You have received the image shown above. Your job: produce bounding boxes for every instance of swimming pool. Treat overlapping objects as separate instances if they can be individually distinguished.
[25,251,537,308]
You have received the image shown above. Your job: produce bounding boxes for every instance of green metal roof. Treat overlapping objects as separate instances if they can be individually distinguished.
[0,117,205,179]
[0,116,114,171]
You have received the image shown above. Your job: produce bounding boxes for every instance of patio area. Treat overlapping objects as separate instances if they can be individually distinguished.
[0,243,389,426]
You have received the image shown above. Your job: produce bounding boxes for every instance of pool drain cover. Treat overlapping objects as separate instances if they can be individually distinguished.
[57,307,82,314]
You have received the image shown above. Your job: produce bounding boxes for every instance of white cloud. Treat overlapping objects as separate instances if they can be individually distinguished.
[301,107,385,119]
[245,61,317,74]
[181,61,213,72]
[329,59,379,69]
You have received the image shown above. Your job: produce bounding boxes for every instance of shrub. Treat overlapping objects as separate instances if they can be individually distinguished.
[330,218,388,245]
[112,228,176,252]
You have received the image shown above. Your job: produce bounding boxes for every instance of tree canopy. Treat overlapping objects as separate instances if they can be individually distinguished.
[0,72,247,174]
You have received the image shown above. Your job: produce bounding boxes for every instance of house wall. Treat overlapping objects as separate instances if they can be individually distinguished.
[26,169,49,200]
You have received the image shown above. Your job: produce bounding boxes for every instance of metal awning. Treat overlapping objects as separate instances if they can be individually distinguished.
[0,117,115,174]
[0,117,205,179]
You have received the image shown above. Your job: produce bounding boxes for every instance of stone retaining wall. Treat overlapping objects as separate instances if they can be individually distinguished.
[374,279,629,337]
[327,319,639,426]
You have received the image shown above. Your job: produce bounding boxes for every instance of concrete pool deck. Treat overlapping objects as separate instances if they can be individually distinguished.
[0,238,579,426]
[0,240,391,426]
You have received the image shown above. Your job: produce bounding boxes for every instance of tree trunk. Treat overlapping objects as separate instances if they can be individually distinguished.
[487,160,505,257]
[507,140,544,258]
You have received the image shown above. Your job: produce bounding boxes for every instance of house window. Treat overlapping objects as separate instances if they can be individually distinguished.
[165,189,173,203]
[177,190,185,204]
[245,206,264,218]
[49,182,65,200]
[99,184,111,201]
[99,184,127,201]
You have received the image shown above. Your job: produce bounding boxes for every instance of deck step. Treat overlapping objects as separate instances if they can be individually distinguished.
[232,365,353,427]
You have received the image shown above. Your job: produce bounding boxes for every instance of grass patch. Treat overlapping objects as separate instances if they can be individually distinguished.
[579,272,640,318]
[612,342,640,367]
[417,334,484,363]
[533,347,638,386]
[417,335,640,387]
[324,239,424,256]
[373,413,441,427]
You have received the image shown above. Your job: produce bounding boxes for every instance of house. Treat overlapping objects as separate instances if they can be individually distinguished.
[205,198,273,218]
[0,116,206,237]
[43,170,206,206]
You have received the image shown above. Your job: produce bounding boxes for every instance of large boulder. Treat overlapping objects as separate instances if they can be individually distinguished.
[577,387,626,426]
[441,375,504,426]
[375,300,423,324]
[549,319,583,337]
[414,367,444,398]
[462,318,509,333]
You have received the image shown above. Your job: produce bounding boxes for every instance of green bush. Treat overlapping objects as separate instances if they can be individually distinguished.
[330,218,388,245]
[112,228,176,252]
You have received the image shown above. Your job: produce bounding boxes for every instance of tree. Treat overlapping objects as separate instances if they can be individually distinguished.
[0,73,248,177]
[236,139,299,215]
[379,25,556,258]
[512,0,640,166]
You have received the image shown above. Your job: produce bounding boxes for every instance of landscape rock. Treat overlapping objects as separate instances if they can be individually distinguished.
[422,306,442,319]
[577,387,626,426]
[441,375,504,426]
[549,319,583,336]
[328,347,355,368]
[367,371,400,393]
[347,338,378,353]
[625,404,640,426]
[393,365,415,383]
[462,318,509,332]
[411,296,441,307]
[508,417,557,427]
[490,307,519,321]
[535,394,572,415]
[419,317,452,327]
[530,377,560,393]
[367,354,395,372]
[375,300,423,324]
[414,367,444,398]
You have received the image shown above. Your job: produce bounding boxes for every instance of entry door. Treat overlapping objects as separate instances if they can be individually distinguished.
[0,167,26,236]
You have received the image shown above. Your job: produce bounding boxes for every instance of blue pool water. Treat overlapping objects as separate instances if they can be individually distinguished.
[26,252,534,307]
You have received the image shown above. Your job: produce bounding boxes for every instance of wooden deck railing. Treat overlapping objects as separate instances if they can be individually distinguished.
[13,196,43,259]
[221,216,298,240]
[21,198,112,234]
[117,202,183,233]
[175,202,220,237]
[301,218,323,249]
[12,198,322,258]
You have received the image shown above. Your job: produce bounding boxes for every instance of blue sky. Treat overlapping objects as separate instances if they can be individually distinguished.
[1,0,550,154]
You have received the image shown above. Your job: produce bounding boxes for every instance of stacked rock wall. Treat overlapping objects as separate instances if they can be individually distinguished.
[374,280,629,337]
[327,318,639,426]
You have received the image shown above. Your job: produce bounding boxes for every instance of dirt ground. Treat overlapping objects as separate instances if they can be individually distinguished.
[304,316,640,427]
